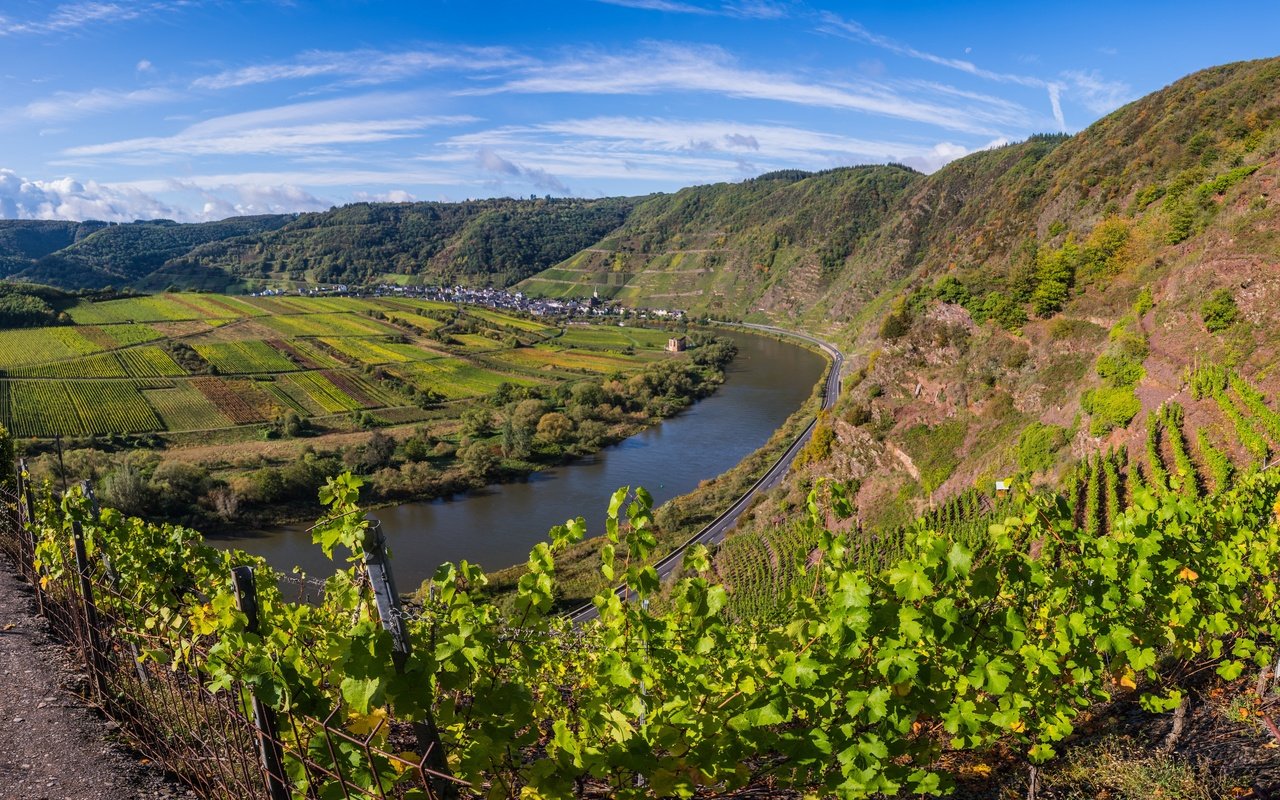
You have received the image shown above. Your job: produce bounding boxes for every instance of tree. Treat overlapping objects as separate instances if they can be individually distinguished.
[458,441,498,479]
[501,416,532,460]
[535,412,574,445]
[460,407,493,438]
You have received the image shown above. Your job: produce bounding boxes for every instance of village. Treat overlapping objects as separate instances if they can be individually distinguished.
[253,282,689,323]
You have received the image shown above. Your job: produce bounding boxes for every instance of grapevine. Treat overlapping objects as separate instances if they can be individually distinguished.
[19,462,1280,798]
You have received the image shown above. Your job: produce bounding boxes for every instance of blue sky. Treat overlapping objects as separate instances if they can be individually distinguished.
[1,0,1277,222]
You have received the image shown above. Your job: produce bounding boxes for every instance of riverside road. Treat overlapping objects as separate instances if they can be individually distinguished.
[565,323,844,624]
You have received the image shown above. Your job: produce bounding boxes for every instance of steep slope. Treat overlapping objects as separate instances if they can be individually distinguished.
[722,55,1280,541]
[0,197,638,291]
[517,165,921,315]
[14,216,292,289]
[0,220,105,277]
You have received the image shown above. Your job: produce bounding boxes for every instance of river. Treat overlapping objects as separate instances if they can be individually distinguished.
[215,329,825,589]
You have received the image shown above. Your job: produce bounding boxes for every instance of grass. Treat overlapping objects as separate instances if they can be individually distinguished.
[1037,735,1231,800]
[900,419,968,493]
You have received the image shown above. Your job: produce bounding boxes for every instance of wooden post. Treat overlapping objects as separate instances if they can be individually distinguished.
[84,481,147,687]
[230,566,290,800]
[16,459,43,616]
[361,515,455,797]
[70,513,108,704]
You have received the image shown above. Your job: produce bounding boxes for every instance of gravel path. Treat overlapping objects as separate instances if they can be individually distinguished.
[0,558,195,800]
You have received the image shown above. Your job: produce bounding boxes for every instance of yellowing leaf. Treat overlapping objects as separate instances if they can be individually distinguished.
[1178,566,1198,581]
[1119,670,1137,690]
[346,707,388,737]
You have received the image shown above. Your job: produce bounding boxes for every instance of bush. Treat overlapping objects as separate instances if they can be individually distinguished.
[1201,289,1238,332]
[1082,387,1141,436]
[1017,422,1070,473]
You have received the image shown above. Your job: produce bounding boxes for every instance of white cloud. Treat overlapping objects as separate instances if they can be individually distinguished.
[594,0,789,18]
[443,116,976,179]
[61,93,476,160]
[0,2,187,37]
[136,59,153,72]
[817,12,1069,131]
[721,1,789,20]
[0,167,184,221]
[475,148,570,193]
[192,46,529,90]
[464,42,1008,136]
[352,189,417,203]
[1062,69,1132,115]
[594,0,714,13]
[18,87,179,122]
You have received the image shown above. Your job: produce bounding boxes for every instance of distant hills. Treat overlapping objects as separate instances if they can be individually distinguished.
[0,56,1277,338]
[0,198,636,293]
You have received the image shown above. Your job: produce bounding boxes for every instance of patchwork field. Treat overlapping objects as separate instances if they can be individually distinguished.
[0,292,683,438]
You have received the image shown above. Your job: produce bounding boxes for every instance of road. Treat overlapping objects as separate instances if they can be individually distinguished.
[565,323,844,624]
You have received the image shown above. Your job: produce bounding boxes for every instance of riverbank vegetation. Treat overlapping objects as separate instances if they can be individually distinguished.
[13,291,733,530]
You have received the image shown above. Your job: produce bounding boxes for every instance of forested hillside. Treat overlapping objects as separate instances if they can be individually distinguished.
[0,197,638,291]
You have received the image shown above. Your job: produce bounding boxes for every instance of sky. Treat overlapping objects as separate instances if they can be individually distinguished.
[1,1,1278,222]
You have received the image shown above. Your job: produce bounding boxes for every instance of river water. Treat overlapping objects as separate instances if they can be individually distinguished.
[215,330,825,589]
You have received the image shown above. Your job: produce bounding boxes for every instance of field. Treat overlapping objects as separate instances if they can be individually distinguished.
[193,341,299,374]
[492,346,661,374]
[0,292,682,438]
[557,325,672,350]
[392,358,534,400]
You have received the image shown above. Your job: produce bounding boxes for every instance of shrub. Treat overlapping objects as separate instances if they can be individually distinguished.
[1082,387,1141,435]
[1017,422,1069,474]
[1201,289,1238,332]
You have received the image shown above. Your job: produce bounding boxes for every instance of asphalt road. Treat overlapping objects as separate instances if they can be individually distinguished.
[565,324,844,624]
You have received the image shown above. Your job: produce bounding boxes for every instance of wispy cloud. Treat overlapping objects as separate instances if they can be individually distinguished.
[1061,69,1132,114]
[444,115,980,177]
[0,2,190,37]
[594,0,789,18]
[594,0,715,14]
[192,46,529,90]
[61,94,476,160]
[475,148,569,193]
[18,87,180,122]
[462,42,1011,136]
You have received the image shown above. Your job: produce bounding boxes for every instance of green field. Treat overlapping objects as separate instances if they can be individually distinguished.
[466,307,559,334]
[0,292,683,438]
[393,358,535,399]
[193,341,299,374]
[557,325,672,350]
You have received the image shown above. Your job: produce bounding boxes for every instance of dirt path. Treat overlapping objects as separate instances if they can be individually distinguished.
[0,559,194,800]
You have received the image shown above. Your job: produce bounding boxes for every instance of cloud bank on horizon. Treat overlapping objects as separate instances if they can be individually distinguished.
[0,0,1273,222]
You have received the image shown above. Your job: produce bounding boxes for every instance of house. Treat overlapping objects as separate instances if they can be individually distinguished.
[666,336,687,353]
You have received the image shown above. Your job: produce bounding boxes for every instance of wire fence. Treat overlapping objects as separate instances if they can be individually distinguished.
[0,465,464,800]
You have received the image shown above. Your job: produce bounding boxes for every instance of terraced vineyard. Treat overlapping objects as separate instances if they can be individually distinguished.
[0,291,683,438]
[717,366,1280,623]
